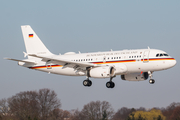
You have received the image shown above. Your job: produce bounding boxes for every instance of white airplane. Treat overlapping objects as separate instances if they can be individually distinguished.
[5,25,176,88]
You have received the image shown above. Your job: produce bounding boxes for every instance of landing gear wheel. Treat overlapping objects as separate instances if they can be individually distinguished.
[83,80,92,87]
[106,81,115,88]
[88,80,92,86]
[149,79,155,84]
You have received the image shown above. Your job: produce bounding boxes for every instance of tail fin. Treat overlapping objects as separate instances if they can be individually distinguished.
[21,25,52,59]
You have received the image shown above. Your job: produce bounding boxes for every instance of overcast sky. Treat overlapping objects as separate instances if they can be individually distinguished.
[1,1,180,111]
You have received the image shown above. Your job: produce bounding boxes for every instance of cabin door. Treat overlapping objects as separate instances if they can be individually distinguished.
[143,50,150,63]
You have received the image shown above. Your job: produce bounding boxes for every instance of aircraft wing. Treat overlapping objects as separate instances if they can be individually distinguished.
[28,54,100,69]
[4,58,37,64]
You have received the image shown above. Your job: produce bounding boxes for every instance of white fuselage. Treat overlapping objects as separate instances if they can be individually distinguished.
[21,49,176,77]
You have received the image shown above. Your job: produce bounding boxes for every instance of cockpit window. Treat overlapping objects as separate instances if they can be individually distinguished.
[156,54,159,57]
[156,53,169,57]
[163,54,169,56]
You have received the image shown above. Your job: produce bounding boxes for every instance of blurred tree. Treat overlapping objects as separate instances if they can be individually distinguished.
[0,88,61,120]
[0,98,14,120]
[169,106,180,120]
[48,108,70,120]
[112,107,136,120]
[70,109,84,120]
[81,101,114,120]
[162,102,180,120]
[137,114,146,120]
[128,109,165,120]
[8,91,39,120]
[37,88,61,120]
[0,99,9,116]
[157,115,163,120]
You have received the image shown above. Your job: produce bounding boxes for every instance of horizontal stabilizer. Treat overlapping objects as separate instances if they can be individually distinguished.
[4,58,37,64]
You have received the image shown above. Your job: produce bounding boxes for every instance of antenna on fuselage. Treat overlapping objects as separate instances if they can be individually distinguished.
[148,46,150,49]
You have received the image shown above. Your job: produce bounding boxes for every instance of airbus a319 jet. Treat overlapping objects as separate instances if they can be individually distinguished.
[5,25,177,88]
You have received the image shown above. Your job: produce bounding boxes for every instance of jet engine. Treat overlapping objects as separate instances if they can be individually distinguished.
[88,66,115,78]
[121,72,149,81]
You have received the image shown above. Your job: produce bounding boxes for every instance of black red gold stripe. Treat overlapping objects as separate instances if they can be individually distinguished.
[29,65,62,69]
[142,58,175,61]
[29,58,175,70]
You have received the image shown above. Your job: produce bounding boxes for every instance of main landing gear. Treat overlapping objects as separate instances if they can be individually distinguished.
[148,71,155,84]
[83,76,116,88]
[106,76,115,88]
[83,78,92,87]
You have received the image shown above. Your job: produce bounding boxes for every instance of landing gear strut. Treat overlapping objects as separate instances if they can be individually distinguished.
[83,78,92,87]
[106,76,115,88]
[148,71,155,84]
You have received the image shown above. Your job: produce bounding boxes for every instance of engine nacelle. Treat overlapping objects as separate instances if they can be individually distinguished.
[88,66,115,78]
[121,72,149,81]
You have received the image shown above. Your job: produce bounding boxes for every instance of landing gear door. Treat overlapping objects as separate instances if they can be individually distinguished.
[143,50,150,63]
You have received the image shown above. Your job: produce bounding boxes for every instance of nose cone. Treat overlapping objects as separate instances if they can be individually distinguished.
[172,59,177,66]
[170,59,177,68]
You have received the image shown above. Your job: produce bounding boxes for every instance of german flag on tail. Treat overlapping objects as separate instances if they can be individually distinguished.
[29,34,33,38]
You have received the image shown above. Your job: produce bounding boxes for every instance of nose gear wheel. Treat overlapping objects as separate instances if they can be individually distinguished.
[148,71,155,84]
[149,79,155,84]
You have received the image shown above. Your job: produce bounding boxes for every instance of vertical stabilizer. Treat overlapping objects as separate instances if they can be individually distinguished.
[21,25,52,59]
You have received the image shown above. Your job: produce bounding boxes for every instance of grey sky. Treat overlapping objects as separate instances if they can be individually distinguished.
[1,1,180,111]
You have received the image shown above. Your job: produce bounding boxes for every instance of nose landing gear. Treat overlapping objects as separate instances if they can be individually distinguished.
[148,71,155,84]
[149,79,155,84]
